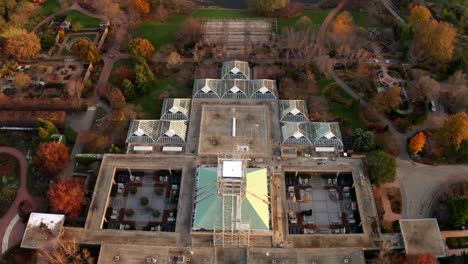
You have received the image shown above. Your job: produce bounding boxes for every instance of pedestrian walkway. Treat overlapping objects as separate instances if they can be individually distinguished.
[0,147,44,253]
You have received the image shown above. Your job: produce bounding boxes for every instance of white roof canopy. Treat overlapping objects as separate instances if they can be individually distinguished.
[222,160,243,178]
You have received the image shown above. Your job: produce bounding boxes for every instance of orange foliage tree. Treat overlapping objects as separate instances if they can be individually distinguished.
[35,142,70,177]
[135,0,150,14]
[332,11,355,33]
[48,178,86,217]
[400,253,437,264]
[409,132,426,154]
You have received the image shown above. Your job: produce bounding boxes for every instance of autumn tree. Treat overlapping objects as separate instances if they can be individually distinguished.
[409,132,426,154]
[371,87,402,113]
[408,5,431,26]
[129,38,155,59]
[400,253,438,264]
[93,0,123,24]
[39,240,95,264]
[134,57,155,94]
[167,51,183,68]
[72,39,100,63]
[437,112,468,151]
[410,75,440,102]
[8,2,37,28]
[175,17,203,51]
[2,28,41,61]
[13,72,31,90]
[48,178,86,217]
[411,20,457,65]
[332,11,355,33]
[447,71,468,113]
[134,0,150,14]
[248,0,287,15]
[35,142,69,177]
[37,118,59,142]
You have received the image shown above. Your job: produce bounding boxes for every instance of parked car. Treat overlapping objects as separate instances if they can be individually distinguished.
[385,59,399,64]
[430,100,436,112]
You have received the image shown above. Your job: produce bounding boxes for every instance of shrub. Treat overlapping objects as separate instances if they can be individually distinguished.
[155,187,164,196]
[140,196,149,206]
[125,209,135,217]
[152,209,160,217]
[129,186,137,195]
[365,150,396,186]
[64,127,77,144]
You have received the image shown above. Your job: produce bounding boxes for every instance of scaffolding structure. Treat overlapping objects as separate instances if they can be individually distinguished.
[213,156,251,248]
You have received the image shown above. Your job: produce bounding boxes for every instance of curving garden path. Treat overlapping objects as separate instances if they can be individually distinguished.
[0,147,43,254]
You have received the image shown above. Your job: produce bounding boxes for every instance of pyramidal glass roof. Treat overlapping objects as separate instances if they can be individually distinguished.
[193,167,270,231]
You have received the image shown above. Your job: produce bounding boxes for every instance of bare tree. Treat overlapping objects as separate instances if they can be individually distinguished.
[38,239,95,264]
[410,75,441,102]
[447,70,468,113]
[276,27,318,64]
[93,0,124,24]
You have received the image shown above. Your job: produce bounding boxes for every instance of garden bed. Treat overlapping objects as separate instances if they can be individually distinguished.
[446,237,468,249]
[0,154,20,216]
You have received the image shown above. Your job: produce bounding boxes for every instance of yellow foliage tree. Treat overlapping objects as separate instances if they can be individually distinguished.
[371,87,402,113]
[408,5,431,26]
[437,112,468,151]
[129,38,155,59]
[412,20,457,65]
[332,11,354,33]
[409,132,426,154]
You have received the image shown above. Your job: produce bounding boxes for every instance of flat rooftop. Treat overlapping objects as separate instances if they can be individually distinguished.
[21,213,65,249]
[399,219,446,257]
[247,248,365,264]
[97,244,212,264]
[198,104,271,156]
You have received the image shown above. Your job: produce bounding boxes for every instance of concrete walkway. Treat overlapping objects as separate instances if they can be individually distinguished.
[2,215,20,254]
[0,147,43,254]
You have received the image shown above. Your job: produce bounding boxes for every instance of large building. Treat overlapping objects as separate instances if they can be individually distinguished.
[25,61,388,264]
[126,60,344,157]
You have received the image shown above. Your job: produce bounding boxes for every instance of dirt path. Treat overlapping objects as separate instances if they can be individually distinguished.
[0,147,43,253]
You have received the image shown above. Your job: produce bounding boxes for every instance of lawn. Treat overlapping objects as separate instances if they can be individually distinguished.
[136,16,187,47]
[131,77,192,118]
[39,0,61,17]
[191,9,254,19]
[65,10,101,28]
[67,34,97,43]
[277,9,333,30]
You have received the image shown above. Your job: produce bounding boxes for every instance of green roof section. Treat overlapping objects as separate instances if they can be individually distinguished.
[193,167,270,231]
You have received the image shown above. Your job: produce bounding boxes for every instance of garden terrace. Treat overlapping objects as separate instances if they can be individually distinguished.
[105,169,182,232]
[284,172,362,235]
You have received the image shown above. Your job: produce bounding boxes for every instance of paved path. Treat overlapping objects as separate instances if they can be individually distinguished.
[397,159,468,219]
[441,230,468,238]
[0,147,43,254]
